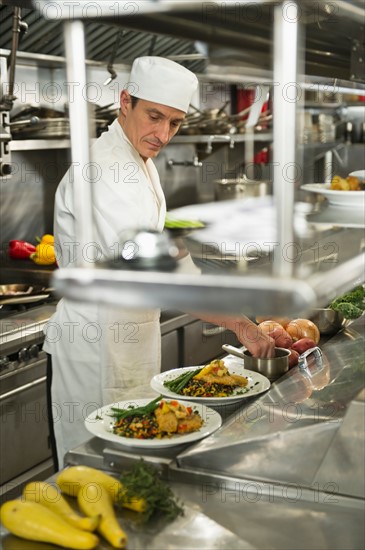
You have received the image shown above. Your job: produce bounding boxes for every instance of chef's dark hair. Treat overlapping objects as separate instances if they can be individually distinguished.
[130,95,139,109]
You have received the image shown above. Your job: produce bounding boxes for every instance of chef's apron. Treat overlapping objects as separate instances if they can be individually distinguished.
[44,120,166,467]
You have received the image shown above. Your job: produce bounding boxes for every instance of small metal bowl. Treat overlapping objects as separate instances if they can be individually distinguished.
[243,347,290,381]
[310,308,345,336]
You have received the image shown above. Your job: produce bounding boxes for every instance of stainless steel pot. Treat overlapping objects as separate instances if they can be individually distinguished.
[243,347,290,381]
[214,179,246,201]
[222,344,290,381]
[214,176,272,201]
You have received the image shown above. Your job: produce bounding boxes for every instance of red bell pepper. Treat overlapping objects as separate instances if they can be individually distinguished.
[8,240,36,260]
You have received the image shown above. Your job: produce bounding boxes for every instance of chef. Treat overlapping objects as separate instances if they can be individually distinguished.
[44,56,274,468]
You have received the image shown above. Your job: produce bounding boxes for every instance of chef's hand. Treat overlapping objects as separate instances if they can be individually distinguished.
[192,312,275,358]
[235,318,275,358]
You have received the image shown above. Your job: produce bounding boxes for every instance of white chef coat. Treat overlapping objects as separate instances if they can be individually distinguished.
[43,119,166,467]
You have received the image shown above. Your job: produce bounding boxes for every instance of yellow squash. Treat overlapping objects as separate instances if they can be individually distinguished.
[56,465,146,512]
[77,483,127,549]
[23,481,100,532]
[0,500,99,550]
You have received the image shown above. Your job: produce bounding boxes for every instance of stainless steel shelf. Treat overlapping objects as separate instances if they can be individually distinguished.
[51,252,364,316]
[37,0,365,315]
[9,134,272,151]
[173,133,272,144]
[306,205,365,229]
[35,0,365,83]
[10,139,71,151]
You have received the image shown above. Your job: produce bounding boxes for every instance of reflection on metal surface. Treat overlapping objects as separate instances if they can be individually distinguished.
[177,318,365,494]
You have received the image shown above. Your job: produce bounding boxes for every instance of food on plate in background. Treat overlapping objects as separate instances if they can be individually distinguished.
[8,240,36,260]
[163,359,249,397]
[110,396,204,438]
[164,215,205,230]
[330,174,363,191]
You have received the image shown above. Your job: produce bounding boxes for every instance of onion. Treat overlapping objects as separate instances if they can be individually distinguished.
[256,316,291,328]
[286,319,320,344]
[257,320,284,334]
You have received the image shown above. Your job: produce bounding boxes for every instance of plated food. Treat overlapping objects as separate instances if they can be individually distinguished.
[151,360,271,405]
[300,183,365,208]
[330,173,364,191]
[163,359,248,398]
[84,398,222,448]
[111,396,203,439]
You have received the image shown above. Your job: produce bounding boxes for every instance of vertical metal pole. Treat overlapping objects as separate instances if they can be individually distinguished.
[63,20,94,267]
[273,1,299,277]
[324,150,333,183]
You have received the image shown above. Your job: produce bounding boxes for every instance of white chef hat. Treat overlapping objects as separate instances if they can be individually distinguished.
[125,56,198,113]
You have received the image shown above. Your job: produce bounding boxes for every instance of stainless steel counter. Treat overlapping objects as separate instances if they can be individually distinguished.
[1,317,364,549]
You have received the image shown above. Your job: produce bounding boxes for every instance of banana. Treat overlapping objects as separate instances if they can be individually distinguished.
[77,482,128,549]
[56,465,146,512]
[0,500,99,550]
[22,481,100,532]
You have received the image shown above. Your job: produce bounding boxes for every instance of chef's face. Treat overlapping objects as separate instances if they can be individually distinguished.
[119,90,186,160]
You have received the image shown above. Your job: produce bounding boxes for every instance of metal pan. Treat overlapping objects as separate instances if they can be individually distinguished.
[0,284,50,305]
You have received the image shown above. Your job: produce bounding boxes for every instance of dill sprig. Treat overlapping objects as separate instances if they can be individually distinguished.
[117,460,184,523]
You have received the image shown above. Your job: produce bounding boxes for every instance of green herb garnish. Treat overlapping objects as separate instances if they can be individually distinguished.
[163,367,203,394]
[329,285,365,319]
[117,460,184,523]
[110,395,162,421]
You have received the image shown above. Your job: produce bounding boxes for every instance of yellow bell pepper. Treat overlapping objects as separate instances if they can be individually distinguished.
[30,242,56,265]
[36,234,55,245]
[40,234,55,245]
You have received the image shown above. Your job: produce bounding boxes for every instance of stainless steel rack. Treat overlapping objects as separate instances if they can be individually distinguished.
[33,0,365,315]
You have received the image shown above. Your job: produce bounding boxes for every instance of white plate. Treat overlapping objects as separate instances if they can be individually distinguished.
[150,365,271,406]
[349,170,365,180]
[301,183,365,208]
[84,398,222,448]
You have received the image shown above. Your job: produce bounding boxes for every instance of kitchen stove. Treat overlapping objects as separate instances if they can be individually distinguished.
[0,301,57,375]
[0,300,57,503]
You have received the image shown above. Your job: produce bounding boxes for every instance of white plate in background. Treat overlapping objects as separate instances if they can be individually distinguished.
[349,170,365,180]
[301,183,365,208]
[150,365,270,406]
